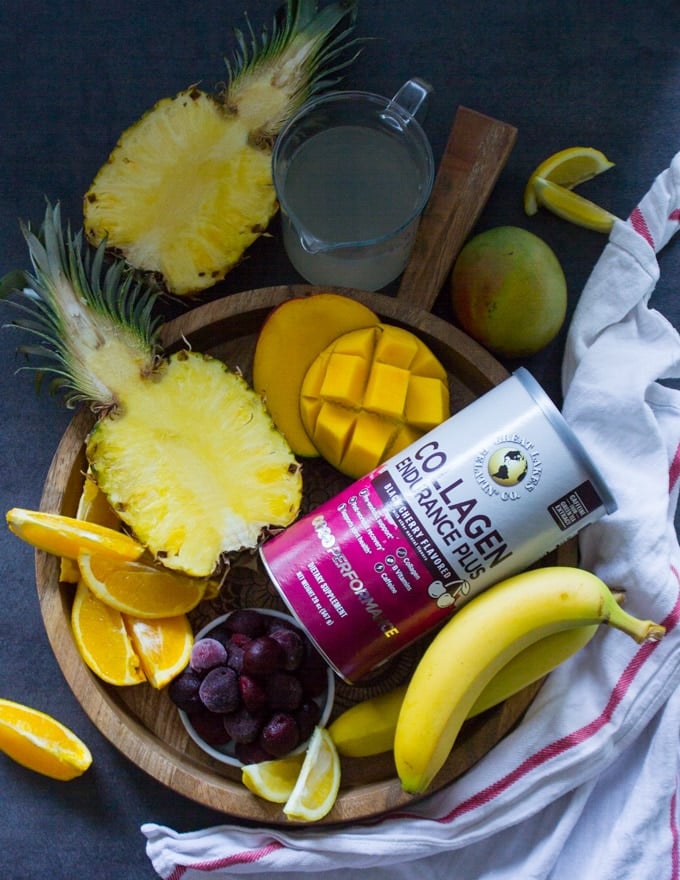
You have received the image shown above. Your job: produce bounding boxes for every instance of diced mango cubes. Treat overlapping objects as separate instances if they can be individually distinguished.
[320,353,369,405]
[300,324,450,479]
[364,362,410,417]
[405,375,451,428]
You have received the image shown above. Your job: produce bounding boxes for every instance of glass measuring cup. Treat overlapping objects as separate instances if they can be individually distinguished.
[272,79,435,291]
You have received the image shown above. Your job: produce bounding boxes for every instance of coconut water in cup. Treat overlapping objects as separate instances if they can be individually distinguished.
[272,80,434,291]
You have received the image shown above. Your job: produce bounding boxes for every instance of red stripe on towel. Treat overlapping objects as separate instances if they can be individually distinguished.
[169,841,285,878]
[669,441,680,492]
[671,782,680,880]
[630,206,655,247]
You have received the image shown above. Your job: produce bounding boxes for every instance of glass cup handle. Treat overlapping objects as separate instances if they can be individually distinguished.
[383,78,433,129]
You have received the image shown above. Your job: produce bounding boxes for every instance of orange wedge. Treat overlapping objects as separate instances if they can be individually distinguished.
[74,471,121,530]
[125,614,194,689]
[78,552,211,619]
[7,507,144,562]
[60,473,124,583]
[0,697,92,781]
[71,580,146,686]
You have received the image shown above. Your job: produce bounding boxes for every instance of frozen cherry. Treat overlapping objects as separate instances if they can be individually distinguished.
[206,622,232,647]
[269,627,304,671]
[226,634,249,673]
[296,700,322,742]
[188,709,232,746]
[190,637,228,675]
[223,707,264,744]
[227,609,267,637]
[167,669,203,713]
[199,666,240,714]
[242,636,284,676]
[229,632,252,650]
[265,671,303,711]
[259,712,300,757]
[239,674,267,713]
[235,740,272,765]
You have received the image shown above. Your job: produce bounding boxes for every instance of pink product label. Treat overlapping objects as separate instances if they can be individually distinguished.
[261,469,470,683]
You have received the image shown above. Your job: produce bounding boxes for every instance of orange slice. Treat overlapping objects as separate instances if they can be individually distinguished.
[78,553,211,619]
[6,507,144,562]
[60,472,124,583]
[283,727,340,821]
[71,580,146,686]
[0,697,93,781]
[74,471,121,530]
[125,614,194,689]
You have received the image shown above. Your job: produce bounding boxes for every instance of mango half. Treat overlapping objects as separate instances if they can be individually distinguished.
[253,293,379,457]
[300,324,450,479]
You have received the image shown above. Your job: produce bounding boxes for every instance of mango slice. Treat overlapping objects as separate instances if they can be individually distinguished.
[300,324,450,478]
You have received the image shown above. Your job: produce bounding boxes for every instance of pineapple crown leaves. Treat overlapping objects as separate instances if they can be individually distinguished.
[0,202,163,409]
[224,0,362,137]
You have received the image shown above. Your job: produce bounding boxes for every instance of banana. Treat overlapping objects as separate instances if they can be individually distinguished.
[394,566,665,795]
[330,685,407,758]
[468,622,598,717]
[330,623,598,758]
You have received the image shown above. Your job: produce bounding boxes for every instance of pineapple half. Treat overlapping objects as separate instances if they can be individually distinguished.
[83,0,359,296]
[2,204,302,577]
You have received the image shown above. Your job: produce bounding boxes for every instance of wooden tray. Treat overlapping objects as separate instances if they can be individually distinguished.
[35,108,574,825]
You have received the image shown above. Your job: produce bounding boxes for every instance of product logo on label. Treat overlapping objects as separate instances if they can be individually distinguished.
[474,436,543,501]
[488,445,529,486]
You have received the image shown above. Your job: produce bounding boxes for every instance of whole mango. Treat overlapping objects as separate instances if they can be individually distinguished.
[450,226,567,358]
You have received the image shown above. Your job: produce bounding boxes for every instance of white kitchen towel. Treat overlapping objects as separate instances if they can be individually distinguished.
[143,151,680,879]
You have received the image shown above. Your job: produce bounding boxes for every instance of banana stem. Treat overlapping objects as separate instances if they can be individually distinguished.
[607,600,665,643]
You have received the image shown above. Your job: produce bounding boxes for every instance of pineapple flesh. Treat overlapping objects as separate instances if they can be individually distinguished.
[2,204,302,577]
[84,0,359,296]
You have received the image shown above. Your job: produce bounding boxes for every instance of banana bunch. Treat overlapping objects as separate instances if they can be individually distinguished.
[393,566,665,795]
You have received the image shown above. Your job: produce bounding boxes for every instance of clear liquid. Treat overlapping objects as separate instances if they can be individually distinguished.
[280,125,426,290]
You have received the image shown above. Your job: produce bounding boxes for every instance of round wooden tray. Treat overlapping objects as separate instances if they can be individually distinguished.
[34,108,575,825]
[36,283,575,825]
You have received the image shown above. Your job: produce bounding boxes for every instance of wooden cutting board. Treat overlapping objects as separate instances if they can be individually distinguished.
[35,107,574,824]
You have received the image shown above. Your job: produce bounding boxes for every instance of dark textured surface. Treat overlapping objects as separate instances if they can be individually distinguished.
[1,2,680,877]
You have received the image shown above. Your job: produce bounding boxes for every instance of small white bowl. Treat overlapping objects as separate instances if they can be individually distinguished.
[177,608,335,767]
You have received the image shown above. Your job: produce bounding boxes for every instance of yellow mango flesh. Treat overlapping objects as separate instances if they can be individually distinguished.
[300,324,450,479]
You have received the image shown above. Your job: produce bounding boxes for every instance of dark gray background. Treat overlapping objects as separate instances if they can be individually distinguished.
[1,2,679,877]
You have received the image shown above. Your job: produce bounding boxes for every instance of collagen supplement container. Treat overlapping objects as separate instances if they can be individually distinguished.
[260,368,616,683]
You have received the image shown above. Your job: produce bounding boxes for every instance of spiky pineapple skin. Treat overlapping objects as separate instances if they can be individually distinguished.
[86,350,302,576]
[84,89,276,296]
[82,0,359,296]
